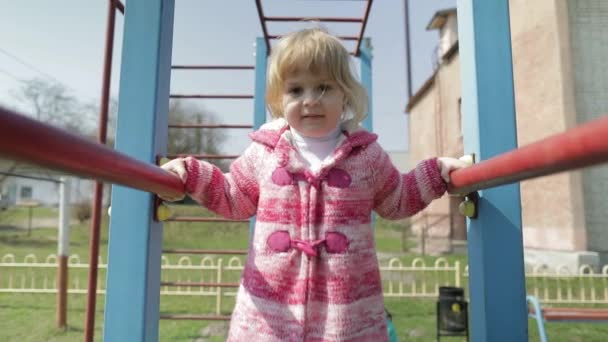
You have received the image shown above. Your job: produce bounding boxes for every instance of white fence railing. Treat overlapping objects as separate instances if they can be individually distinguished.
[2,253,608,307]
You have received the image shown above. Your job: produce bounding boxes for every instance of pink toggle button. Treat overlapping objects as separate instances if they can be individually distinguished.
[325,231,349,253]
[271,167,294,186]
[326,168,351,188]
[266,231,349,256]
[267,230,291,252]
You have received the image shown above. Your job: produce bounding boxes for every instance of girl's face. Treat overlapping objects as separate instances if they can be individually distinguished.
[281,70,345,138]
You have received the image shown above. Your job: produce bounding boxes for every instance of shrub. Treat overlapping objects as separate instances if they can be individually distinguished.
[73,201,91,223]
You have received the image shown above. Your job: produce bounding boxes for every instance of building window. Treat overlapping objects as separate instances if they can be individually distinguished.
[20,186,32,199]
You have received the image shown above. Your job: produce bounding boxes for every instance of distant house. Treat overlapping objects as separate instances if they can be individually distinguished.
[406,2,608,269]
[1,175,97,207]
[0,161,102,207]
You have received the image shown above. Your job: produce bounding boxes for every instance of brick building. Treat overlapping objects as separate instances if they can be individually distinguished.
[406,1,608,270]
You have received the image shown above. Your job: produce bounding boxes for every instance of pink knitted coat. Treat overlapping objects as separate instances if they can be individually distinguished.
[183,119,447,341]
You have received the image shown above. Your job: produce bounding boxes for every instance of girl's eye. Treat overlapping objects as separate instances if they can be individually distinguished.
[318,84,331,92]
[287,87,303,96]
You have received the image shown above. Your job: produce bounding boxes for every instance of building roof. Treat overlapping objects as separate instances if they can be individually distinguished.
[426,8,457,30]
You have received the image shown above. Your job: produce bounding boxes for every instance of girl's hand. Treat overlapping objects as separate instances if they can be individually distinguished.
[159,158,188,201]
[437,157,469,184]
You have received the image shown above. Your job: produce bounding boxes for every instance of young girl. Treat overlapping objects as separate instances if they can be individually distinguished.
[160,28,466,342]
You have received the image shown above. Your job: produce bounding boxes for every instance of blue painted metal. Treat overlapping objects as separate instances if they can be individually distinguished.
[103,1,175,341]
[358,37,376,227]
[253,37,268,130]
[359,37,373,132]
[457,1,527,341]
[527,295,549,342]
[250,37,268,235]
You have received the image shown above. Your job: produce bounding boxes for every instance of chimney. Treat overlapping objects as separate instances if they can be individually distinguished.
[426,8,458,60]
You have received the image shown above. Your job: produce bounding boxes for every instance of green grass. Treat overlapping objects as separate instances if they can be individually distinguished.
[2,205,608,341]
[384,297,608,342]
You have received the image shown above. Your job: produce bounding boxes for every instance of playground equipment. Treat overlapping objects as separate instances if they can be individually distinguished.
[1,0,608,341]
[527,295,608,342]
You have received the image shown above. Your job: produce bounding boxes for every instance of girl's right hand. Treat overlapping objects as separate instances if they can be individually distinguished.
[159,158,188,202]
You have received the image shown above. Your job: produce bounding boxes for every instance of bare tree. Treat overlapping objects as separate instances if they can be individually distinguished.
[13,78,89,133]
[1,79,93,190]
[168,100,227,170]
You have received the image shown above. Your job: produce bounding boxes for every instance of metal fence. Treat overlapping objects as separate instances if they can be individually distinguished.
[2,253,608,308]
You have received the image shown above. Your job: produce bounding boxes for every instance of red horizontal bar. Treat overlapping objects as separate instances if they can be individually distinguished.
[160,282,239,288]
[450,115,608,195]
[165,154,239,160]
[530,307,608,322]
[167,216,249,223]
[170,95,253,99]
[159,314,231,321]
[171,65,254,70]
[264,16,363,23]
[168,124,253,129]
[0,107,184,199]
[163,249,248,255]
[268,34,358,41]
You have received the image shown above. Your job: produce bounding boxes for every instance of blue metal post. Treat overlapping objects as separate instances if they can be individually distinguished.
[457,1,527,341]
[359,38,373,131]
[359,38,375,227]
[250,37,268,235]
[253,37,268,130]
[103,1,174,341]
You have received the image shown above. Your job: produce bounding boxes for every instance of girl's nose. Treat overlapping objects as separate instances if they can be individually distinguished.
[303,88,324,106]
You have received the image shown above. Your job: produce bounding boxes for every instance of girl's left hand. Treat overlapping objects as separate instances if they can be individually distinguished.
[437,157,469,184]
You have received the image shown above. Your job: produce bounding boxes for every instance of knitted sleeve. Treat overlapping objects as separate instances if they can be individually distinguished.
[372,146,446,219]
[182,143,260,219]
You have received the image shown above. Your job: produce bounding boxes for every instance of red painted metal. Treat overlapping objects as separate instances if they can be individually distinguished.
[255,0,373,56]
[161,282,239,288]
[85,1,118,340]
[170,94,253,99]
[114,0,124,14]
[159,314,231,321]
[163,249,248,255]
[0,108,185,198]
[268,34,358,41]
[450,115,608,195]
[171,65,254,70]
[264,16,363,23]
[166,154,239,160]
[167,216,249,223]
[355,0,374,56]
[530,307,608,322]
[168,124,253,129]
[56,255,68,329]
[254,0,271,54]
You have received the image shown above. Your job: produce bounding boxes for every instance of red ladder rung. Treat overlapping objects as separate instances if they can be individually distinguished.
[171,65,254,70]
[166,216,249,223]
[160,282,239,288]
[168,124,253,129]
[170,94,253,99]
[163,249,248,255]
[159,314,231,321]
[165,154,239,160]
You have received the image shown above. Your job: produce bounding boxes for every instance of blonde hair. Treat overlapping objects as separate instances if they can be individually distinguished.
[266,28,369,128]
